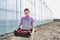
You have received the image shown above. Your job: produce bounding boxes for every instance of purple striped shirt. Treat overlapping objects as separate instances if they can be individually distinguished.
[20,17,34,30]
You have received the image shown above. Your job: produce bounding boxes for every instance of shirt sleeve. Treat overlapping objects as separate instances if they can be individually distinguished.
[20,17,23,24]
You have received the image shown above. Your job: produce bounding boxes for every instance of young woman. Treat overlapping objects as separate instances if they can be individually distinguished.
[19,8,35,40]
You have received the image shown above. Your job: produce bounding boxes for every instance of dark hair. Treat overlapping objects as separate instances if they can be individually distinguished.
[24,8,30,12]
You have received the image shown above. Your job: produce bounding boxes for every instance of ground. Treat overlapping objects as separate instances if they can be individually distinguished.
[33,22,60,40]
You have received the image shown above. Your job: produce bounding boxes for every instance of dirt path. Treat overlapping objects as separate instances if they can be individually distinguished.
[33,22,60,40]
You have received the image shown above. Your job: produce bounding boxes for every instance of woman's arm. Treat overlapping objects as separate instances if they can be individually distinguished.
[31,24,34,29]
[18,18,23,28]
[18,20,22,28]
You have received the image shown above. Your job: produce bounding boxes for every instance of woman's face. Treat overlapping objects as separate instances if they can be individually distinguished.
[24,11,30,17]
